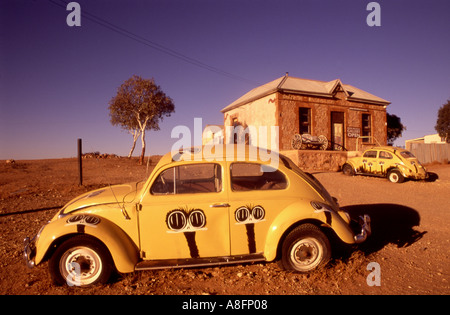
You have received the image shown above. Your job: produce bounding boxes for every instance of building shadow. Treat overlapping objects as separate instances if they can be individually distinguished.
[342,203,427,255]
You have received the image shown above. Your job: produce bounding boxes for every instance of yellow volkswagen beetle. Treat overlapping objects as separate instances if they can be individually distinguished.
[24,145,370,286]
[342,146,428,183]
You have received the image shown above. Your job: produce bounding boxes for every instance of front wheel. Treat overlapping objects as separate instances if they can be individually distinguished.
[281,224,331,273]
[49,235,114,287]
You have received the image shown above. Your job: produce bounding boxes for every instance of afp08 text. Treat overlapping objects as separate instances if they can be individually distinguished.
[225,299,268,310]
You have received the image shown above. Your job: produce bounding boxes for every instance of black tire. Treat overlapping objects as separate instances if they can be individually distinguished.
[281,224,331,273]
[49,235,114,287]
[342,164,354,176]
[387,169,404,183]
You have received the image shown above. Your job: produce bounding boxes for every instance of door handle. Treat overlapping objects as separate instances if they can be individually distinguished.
[210,203,230,208]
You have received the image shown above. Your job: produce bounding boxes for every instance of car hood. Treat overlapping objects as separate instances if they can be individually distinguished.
[60,181,143,215]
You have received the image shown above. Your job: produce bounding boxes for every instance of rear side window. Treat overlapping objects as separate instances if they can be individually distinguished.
[151,163,222,195]
[230,163,287,191]
[379,151,393,159]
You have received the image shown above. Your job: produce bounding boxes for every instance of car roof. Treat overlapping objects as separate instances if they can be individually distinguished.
[366,146,406,153]
[158,144,279,166]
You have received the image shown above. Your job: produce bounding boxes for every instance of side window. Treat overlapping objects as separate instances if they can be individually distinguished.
[230,163,287,191]
[151,163,222,195]
[363,150,377,158]
[379,151,393,159]
[150,167,175,194]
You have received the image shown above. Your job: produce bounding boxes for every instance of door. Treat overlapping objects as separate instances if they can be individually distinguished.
[331,112,345,150]
[138,163,230,260]
[360,150,378,174]
[227,162,289,256]
[377,150,393,175]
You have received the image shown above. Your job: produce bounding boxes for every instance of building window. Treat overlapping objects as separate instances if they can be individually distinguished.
[362,114,371,143]
[299,107,311,134]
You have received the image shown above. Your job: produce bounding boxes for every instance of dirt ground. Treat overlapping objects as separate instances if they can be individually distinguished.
[0,157,449,295]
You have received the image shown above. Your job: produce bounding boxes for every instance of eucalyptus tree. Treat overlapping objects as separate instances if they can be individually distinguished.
[109,75,175,164]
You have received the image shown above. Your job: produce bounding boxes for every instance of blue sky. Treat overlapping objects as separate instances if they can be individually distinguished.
[1,0,449,159]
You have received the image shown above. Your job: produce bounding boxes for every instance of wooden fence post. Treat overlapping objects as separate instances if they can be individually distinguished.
[77,138,83,186]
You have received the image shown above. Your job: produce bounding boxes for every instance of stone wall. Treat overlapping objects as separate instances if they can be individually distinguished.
[282,150,360,172]
[223,89,387,153]
[278,92,387,151]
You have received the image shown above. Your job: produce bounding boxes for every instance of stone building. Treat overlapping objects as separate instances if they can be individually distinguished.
[221,74,390,153]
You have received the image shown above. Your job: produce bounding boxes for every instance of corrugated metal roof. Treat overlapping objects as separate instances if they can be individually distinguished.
[221,75,390,113]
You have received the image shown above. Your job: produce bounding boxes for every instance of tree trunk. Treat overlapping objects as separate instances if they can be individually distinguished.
[127,130,140,158]
[128,140,137,158]
[139,129,146,165]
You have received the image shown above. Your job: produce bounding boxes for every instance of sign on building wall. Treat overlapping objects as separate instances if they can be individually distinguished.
[347,127,361,138]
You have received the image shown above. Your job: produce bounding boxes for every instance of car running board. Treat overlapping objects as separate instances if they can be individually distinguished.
[135,253,266,271]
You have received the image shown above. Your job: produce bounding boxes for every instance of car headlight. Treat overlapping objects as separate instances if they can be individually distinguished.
[310,201,334,213]
[311,201,351,224]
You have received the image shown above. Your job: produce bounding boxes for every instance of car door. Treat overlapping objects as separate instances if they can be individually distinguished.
[360,150,378,174]
[227,162,289,256]
[138,162,230,260]
[377,150,393,175]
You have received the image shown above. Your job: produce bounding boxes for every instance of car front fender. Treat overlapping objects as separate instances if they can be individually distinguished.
[35,214,139,273]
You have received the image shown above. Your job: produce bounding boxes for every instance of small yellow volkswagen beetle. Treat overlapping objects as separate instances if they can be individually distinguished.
[342,146,428,183]
[24,145,370,286]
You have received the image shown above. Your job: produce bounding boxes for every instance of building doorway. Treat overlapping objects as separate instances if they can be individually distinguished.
[331,112,345,150]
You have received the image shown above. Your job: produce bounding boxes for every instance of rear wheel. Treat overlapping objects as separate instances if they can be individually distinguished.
[281,224,331,273]
[342,164,354,176]
[49,235,114,286]
[388,169,404,183]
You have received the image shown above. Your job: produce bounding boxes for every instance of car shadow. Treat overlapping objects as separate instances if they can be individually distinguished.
[342,203,427,255]
[425,172,439,182]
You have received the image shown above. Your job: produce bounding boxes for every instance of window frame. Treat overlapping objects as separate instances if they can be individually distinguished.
[150,163,223,195]
[299,107,311,135]
[379,151,393,159]
[229,162,288,192]
[363,150,377,158]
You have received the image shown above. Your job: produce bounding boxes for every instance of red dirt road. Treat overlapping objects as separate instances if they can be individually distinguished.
[0,158,449,295]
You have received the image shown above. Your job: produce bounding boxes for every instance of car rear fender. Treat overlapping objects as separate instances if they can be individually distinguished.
[263,201,356,261]
[35,214,139,273]
[344,161,357,172]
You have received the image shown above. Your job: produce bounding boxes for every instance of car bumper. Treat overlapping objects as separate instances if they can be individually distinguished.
[23,236,36,268]
[412,172,428,180]
[353,214,371,243]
